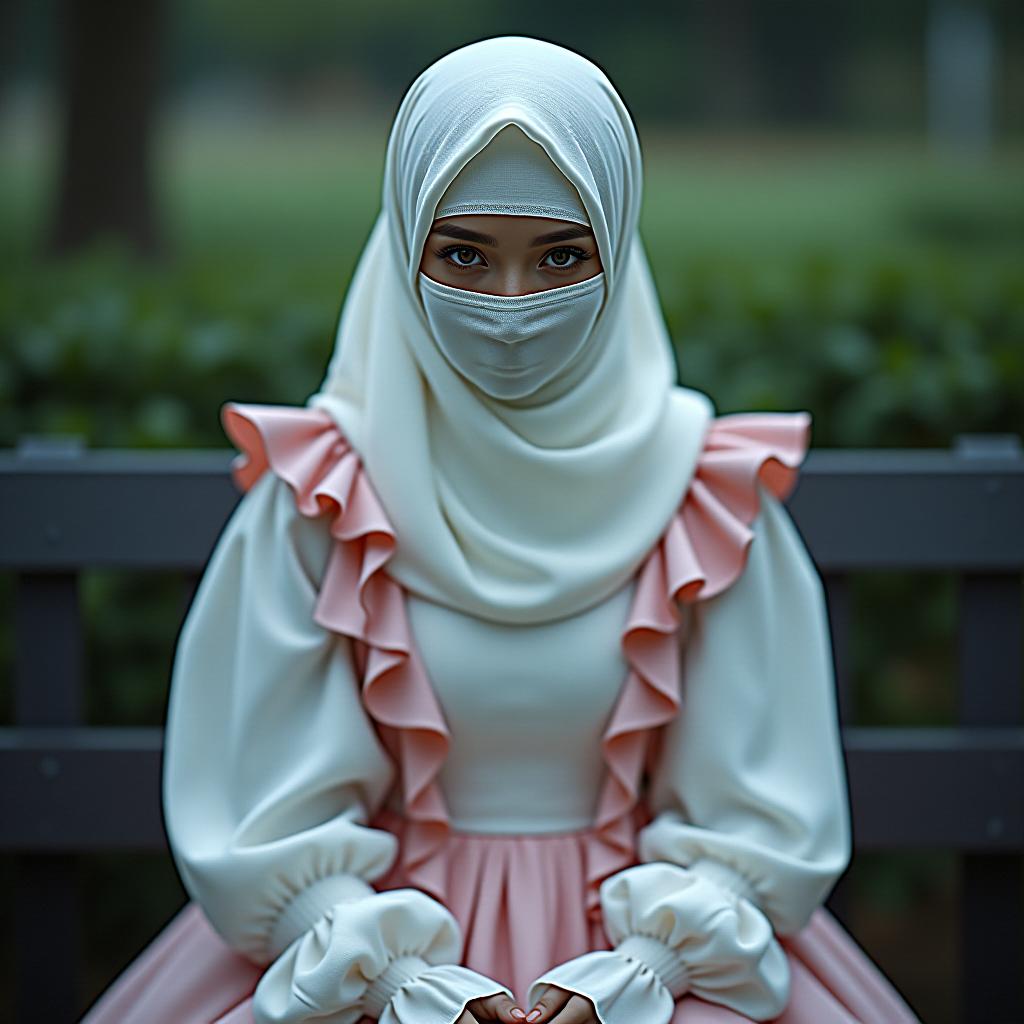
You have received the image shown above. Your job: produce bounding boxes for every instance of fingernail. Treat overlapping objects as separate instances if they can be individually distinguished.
[526,1012,542,1023]
[511,1011,526,1021]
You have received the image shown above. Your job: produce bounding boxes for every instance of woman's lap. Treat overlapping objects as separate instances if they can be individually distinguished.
[82,901,918,1024]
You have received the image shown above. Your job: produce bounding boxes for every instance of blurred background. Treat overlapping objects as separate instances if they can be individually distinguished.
[1,1,1022,1021]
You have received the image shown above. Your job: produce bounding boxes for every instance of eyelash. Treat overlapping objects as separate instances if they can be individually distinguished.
[434,244,594,271]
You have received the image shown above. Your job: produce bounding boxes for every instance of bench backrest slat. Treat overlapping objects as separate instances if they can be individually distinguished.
[2,449,1023,570]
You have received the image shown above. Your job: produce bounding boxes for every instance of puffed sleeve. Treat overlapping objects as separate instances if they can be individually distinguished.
[163,470,512,1022]
[527,485,850,1023]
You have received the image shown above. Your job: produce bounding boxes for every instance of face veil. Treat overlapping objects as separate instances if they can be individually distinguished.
[309,36,712,624]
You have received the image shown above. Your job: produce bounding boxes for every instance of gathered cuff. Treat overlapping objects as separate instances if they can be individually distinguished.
[269,873,375,959]
[526,949,675,1024]
[251,889,474,1024]
[615,934,690,998]
[384,963,515,1023]
[362,955,431,1018]
[598,862,791,1021]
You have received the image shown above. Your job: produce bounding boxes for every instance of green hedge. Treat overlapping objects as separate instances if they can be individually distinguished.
[3,242,1021,451]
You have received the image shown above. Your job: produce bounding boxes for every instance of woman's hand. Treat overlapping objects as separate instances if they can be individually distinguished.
[455,992,528,1023]
[515,984,600,1023]
[455,984,599,1022]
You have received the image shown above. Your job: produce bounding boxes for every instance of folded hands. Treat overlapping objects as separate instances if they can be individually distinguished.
[459,983,599,1024]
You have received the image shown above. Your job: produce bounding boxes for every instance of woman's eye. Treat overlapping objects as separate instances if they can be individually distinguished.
[542,247,590,270]
[440,246,485,268]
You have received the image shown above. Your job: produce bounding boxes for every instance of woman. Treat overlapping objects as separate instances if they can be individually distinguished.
[83,36,921,1024]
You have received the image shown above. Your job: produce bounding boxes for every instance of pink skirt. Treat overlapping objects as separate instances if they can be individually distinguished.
[82,810,921,1024]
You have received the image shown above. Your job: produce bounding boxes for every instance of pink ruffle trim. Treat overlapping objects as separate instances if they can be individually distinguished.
[587,410,811,920]
[221,402,811,916]
[222,402,451,901]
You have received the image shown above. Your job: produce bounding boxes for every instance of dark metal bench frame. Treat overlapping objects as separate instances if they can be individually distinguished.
[1,436,1022,1023]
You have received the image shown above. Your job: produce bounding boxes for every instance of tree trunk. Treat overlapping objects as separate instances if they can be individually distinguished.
[696,0,761,127]
[927,0,996,159]
[47,0,165,259]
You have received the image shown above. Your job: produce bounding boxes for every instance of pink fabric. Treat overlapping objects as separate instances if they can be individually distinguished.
[82,402,920,1022]
[370,807,613,1006]
[81,904,260,1024]
[370,808,920,1022]
[81,817,920,1023]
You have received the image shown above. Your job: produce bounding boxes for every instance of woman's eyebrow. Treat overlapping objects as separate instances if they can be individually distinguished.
[433,224,499,245]
[530,226,594,246]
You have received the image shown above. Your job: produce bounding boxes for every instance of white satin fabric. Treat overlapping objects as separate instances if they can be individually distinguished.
[435,122,589,223]
[309,35,711,625]
[404,576,636,834]
[253,890,512,1024]
[163,468,849,1023]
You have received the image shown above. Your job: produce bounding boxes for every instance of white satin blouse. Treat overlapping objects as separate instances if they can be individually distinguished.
[163,468,850,1024]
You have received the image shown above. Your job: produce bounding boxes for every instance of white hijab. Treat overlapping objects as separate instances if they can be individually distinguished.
[310,36,711,625]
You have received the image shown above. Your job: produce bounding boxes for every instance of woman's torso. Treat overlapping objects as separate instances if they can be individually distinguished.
[383,581,638,834]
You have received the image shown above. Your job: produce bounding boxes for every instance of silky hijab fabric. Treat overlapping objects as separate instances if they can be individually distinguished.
[434,123,590,224]
[310,36,712,624]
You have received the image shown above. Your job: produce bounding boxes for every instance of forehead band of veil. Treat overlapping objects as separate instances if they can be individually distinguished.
[434,124,590,225]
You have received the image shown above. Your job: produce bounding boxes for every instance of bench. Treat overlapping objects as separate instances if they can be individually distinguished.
[1,434,1022,1023]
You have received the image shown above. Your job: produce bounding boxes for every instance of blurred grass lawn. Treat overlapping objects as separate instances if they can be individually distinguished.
[1,110,1022,1024]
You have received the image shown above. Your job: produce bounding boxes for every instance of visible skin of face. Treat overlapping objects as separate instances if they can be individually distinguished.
[419,214,603,296]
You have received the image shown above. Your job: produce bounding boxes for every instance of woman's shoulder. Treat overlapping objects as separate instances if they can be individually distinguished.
[222,401,353,492]
[221,400,392,531]
[652,389,813,604]
[221,397,395,581]
[220,400,417,660]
